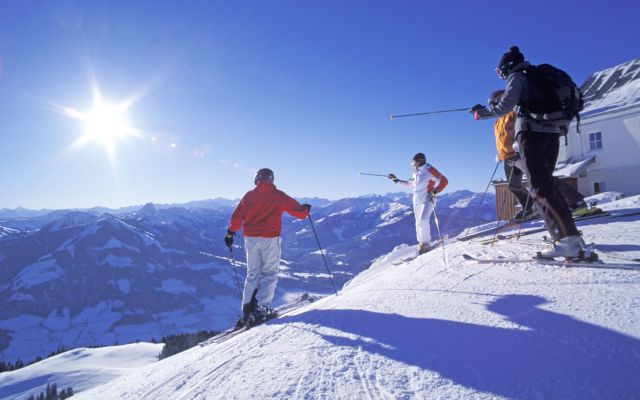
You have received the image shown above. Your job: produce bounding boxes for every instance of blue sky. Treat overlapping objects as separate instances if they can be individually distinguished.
[1,0,638,209]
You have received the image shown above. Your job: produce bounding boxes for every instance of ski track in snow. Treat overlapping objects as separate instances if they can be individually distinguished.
[9,196,640,400]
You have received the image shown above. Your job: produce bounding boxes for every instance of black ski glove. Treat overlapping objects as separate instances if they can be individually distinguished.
[388,173,399,183]
[302,203,312,211]
[469,104,485,113]
[224,230,236,249]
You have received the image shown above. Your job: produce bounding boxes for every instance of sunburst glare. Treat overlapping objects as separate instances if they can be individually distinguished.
[64,88,138,165]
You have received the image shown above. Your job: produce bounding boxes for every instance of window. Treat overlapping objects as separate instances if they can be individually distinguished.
[589,132,603,151]
[593,181,607,194]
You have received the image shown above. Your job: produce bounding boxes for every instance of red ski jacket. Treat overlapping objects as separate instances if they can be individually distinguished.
[229,182,309,238]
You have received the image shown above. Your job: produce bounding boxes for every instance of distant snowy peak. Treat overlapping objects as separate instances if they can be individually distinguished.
[42,211,98,232]
[136,203,158,217]
[448,192,479,209]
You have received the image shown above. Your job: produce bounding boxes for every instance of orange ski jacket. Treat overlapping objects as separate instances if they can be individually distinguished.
[229,182,309,237]
[494,111,517,160]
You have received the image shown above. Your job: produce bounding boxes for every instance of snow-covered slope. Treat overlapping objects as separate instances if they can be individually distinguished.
[70,196,640,399]
[0,342,163,400]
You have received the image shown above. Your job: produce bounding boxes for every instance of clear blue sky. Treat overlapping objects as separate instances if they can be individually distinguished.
[1,0,638,209]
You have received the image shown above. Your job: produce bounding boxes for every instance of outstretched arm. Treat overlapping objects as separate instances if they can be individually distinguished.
[282,194,310,219]
[388,173,413,188]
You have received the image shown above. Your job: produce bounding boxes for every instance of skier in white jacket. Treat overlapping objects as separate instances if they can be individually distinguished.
[388,153,448,255]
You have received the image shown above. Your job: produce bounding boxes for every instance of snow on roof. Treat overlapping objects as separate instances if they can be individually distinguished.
[553,154,596,178]
[580,58,640,118]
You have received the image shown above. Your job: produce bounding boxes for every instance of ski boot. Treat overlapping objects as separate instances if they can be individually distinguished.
[536,234,599,262]
[417,242,431,255]
[248,305,276,326]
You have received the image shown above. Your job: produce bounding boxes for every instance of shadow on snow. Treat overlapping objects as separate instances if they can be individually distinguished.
[272,294,640,399]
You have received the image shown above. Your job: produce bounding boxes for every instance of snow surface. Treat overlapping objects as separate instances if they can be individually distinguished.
[554,155,595,178]
[66,196,640,400]
[0,343,163,400]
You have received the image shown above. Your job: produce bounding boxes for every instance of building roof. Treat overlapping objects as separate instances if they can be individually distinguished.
[554,155,596,178]
[579,58,640,119]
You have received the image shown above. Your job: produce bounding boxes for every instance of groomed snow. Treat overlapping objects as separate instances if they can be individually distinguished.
[0,343,163,400]
[68,196,640,400]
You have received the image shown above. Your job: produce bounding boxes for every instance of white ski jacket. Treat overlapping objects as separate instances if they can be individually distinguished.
[395,163,448,204]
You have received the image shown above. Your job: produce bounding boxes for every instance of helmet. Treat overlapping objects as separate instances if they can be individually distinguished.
[254,168,274,185]
[489,89,505,104]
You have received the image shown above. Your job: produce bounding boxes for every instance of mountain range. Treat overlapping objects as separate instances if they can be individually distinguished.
[0,190,495,363]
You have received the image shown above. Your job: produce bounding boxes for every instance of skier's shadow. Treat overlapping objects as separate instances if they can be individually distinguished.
[272,294,640,399]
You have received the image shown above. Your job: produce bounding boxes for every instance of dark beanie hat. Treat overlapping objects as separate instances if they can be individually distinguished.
[497,46,524,73]
[412,152,426,162]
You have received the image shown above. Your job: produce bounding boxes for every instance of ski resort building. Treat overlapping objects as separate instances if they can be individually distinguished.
[558,57,640,197]
[494,58,640,220]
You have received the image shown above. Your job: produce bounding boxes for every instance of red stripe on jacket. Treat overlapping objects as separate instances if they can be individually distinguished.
[426,166,448,194]
[229,182,309,237]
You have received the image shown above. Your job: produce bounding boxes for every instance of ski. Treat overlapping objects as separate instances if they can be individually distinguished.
[462,253,640,270]
[392,255,422,265]
[456,220,517,241]
[476,210,617,244]
[392,242,444,265]
[198,297,316,347]
[199,313,279,347]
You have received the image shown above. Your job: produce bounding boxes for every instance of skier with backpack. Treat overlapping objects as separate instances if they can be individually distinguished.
[472,89,592,224]
[471,46,588,259]
[473,92,536,223]
[224,168,311,326]
[388,153,448,255]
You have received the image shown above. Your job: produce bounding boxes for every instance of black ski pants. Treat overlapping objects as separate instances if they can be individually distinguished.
[504,156,532,213]
[517,131,579,240]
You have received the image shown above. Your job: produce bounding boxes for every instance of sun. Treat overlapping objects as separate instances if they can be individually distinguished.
[83,102,131,145]
[64,92,137,163]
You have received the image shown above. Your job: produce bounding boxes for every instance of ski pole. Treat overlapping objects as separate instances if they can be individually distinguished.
[464,160,502,237]
[390,108,470,120]
[430,195,449,269]
[307,214,338,295]
[515,192,533,240]
[359,172,389,177]
[228,247,243,301]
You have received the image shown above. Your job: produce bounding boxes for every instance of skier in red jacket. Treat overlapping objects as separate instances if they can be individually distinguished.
[225,168,310,325]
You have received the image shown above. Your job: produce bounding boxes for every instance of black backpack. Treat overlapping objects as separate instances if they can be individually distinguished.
[519,64,584,132]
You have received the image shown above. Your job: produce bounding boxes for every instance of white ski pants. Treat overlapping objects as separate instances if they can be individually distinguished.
[413,197,434,244]
[242,236,281,309]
